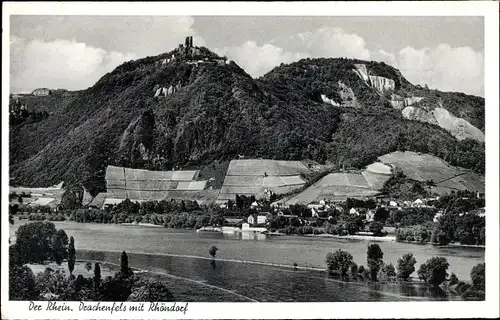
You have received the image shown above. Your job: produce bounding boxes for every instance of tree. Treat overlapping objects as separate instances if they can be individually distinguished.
[60,185,84,210]
[325,249,354,276]
[374,207,390,223]
[15,221,58,264]
[431,225,450,245]
[397,253,417,281]
[94,263,101,285]
[367,244,384,281]
[52,229,69,265]
[209,245,218,259]
[379,263,397,281]
[68,236,76,275]
[369,221,384,236]
[470,263,485,291]
[436,213,458,243]
[52,229,68,265]
[120,251,132,277]
[417,257,449,287]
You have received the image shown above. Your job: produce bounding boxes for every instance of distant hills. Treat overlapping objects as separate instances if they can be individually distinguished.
[9,40,485,196]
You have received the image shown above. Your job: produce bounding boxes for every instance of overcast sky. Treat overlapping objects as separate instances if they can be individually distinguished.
[10,16,484,96]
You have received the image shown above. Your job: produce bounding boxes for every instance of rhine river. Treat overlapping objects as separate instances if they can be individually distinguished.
[9,221,484,302]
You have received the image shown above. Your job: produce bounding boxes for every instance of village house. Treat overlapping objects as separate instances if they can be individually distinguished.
[223,218,245,228]
[433,210,444,223]
[366,209,375,222]
[247,214,267,226]
[32,88,51,96]
[250,201,260,209]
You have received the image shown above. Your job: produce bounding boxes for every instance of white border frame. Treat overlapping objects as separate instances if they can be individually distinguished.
[2,1,499,319]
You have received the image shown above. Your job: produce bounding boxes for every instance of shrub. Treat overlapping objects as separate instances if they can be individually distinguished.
[449,273,459,286]
[9,265,38,300]
[127,278,174,302]
[350,262,358,277]
[357,265,366,274]
[312,228,323,235]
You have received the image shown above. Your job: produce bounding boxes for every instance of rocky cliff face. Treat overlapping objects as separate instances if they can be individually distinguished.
[401,106,439,126]
[353,64,370,82]
[9,52,485,194]
[369,75,395,92]
[433,107,485,142]
[337,81,359,108]
[390,94,424,110]
[401,105,484,142]
[353,64,395,93]
[118,110,156,167]
[321,94,340,107]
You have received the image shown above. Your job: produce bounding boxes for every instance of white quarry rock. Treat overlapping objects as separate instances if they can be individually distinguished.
[354,64,370,82]
[353,64,395,93]
[433,107,485,142]
[321,94,340,107]
[369,75,395,92]
[154,88,162,97]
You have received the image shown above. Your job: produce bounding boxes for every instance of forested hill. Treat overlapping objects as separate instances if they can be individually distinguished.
[9,43,485,196]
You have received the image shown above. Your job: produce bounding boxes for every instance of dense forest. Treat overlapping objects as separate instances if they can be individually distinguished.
[9,46,485,195]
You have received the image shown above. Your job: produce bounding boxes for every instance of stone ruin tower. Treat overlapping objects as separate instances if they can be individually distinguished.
[185,36,193,48]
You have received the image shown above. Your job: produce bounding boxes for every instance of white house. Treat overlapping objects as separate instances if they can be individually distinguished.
[247,214,267,226]
[250,201,259,209]
[366,210,375,222]
[413,198,424,207]
[32,88,50,96]
[433,211,444,223]
[349,208,359,215]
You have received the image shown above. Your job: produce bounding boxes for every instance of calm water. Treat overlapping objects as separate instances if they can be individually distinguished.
[9,221,484,301]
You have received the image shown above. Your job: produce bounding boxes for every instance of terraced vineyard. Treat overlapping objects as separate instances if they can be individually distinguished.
[217,159,310,202]
[97,165,218,206]
[276,151,484,205]
[279,171,386,205]
[378,151,485,194]
[9,182,65,207]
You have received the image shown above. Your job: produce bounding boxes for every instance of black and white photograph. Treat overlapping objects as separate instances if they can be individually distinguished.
[2,1,499,319]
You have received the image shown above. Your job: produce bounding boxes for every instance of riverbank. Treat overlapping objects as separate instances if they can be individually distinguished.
[395,239,485,249]
[121,222,164,228]
[304,233,396,242]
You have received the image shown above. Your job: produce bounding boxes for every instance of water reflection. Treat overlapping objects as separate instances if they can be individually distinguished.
[77,250,463,302]
[240,232,267,241]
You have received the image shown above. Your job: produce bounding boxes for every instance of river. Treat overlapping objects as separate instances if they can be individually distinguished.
[9,221,484,301]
